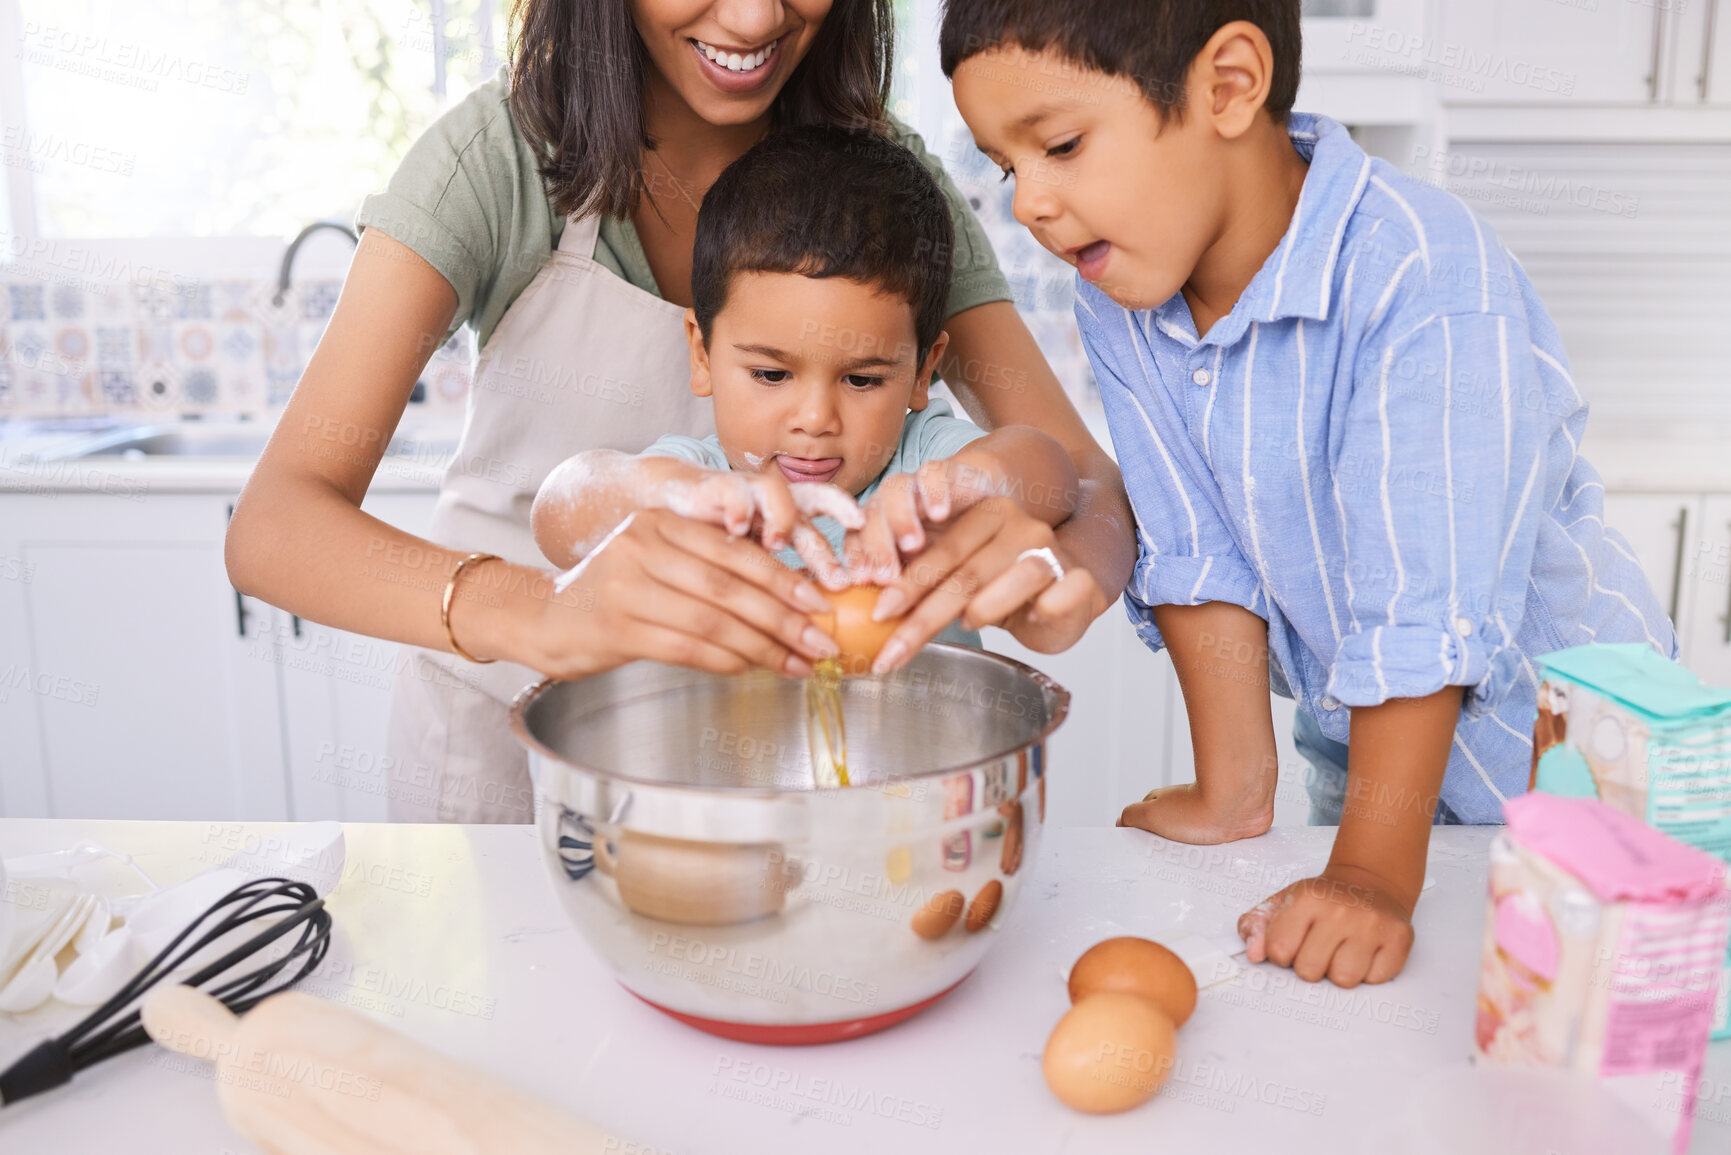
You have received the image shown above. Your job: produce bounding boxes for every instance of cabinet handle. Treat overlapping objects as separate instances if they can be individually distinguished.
[1669,505,1689,624]
[1702,0,1721,101]
[226,502,248,638]
[1648,1,1669,101]
[1722,520,1731,645]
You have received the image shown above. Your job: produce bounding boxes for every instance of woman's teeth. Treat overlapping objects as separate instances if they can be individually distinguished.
[693,38,778,71]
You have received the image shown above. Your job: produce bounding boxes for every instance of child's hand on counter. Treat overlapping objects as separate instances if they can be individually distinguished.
[1236,863,1417,988]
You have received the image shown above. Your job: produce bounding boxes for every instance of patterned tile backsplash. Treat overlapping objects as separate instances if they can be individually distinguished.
[0,275,474,418]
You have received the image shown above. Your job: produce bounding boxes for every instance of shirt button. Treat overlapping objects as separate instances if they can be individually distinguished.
[1455,617,1474,638]
[1191,368,1212,387]
[1320,695,1341,712]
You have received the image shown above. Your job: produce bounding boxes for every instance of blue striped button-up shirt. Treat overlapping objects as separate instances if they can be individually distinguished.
[1076,112,1675,824]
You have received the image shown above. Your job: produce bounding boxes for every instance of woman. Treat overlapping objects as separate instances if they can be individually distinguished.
[225,0,1133,822]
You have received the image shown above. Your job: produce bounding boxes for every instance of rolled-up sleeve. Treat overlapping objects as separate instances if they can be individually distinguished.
[1075,292,1265,654]
[1326,311,1552,711]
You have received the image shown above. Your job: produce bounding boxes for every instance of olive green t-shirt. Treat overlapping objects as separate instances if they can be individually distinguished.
[354,71,1012,348]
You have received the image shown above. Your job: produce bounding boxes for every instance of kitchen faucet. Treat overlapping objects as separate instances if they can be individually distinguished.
[271,220,359,307]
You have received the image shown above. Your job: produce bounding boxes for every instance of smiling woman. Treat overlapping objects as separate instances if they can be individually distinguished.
[224,0,1133,824]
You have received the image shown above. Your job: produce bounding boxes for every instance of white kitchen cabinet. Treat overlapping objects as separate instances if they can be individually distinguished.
[1680,494,1731,686]
[1303,0,1430,75]
[275,492,437,822]
[0,494,288,819]
[1440,0,1677,105]
[1601,492,1701,651]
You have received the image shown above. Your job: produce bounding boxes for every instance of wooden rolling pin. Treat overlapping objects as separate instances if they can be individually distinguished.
[142,985,622,1155]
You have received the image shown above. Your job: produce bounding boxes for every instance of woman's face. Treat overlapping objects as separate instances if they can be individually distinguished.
[633,0,834,126]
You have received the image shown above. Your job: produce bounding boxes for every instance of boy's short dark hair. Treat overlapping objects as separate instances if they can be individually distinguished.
[939,0,1301,122]
[691,126,954,360]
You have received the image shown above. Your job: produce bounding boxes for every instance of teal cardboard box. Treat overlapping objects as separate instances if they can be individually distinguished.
[1532,643,1731,1039]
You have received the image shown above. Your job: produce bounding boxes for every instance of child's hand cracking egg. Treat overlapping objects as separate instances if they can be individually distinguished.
[808,586,906,675]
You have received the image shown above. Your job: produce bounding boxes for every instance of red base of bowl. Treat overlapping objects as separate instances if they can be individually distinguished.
[623,972,974,1045]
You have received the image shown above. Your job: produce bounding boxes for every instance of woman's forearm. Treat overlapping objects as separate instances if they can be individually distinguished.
[223,227,521,657]
[227,468,548,665]
[945,425,1080,527]
[937,300,1134,598]
[1053,463,1134,596]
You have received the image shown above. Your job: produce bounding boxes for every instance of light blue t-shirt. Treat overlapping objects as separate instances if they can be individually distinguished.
[642,398,987,649]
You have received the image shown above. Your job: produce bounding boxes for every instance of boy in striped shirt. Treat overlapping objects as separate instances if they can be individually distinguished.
[943,1,1672,986]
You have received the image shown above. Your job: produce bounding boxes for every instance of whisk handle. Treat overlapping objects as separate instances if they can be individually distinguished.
[0,1039,73,1106]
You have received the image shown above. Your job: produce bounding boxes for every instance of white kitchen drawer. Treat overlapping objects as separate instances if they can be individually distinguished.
[0,493,287,819]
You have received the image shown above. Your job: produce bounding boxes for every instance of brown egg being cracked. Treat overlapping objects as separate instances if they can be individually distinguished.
[1067,936,1198,1027]
[808,585,904,676]
[1042,993,1177,1113]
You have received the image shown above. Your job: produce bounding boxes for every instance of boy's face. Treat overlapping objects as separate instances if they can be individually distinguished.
[686,272,948,496]
[952,46,1227,312]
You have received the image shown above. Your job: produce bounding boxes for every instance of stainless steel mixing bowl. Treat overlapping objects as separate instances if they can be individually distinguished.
[512,643,1068,1044]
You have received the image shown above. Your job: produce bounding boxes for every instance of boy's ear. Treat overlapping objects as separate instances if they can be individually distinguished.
[909,330,949,411]
[1196,20,1276,141]
[684,308,713,398]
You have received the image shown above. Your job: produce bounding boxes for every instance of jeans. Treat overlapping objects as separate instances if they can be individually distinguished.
[1292,708,1464,826]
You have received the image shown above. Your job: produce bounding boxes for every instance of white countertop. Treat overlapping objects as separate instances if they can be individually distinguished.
[0,819,1725,1154]
[2,411,1727,497]
[0,417,460,495]
[0,455,445,495]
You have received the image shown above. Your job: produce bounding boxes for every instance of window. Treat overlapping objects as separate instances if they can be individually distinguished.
[891,0,1099,409]
[6,0,505,238]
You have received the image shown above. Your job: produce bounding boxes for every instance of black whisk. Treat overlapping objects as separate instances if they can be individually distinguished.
[0,876,332,1106]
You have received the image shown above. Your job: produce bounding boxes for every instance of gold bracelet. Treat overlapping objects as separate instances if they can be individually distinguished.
[442,552,501,664]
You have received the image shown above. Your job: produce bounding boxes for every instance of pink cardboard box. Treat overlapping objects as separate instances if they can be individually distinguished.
[1475,793,1731,1153]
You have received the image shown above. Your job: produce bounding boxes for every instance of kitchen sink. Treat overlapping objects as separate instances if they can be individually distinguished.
[36,421,460,462]
[79,423,278,458]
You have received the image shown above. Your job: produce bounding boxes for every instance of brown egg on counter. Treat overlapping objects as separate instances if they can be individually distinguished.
[1042,993,1178,1113]
[910,889,965,940]
[808,585,904,675]
[965,880,1003,933]
[1067,936,1198,1027]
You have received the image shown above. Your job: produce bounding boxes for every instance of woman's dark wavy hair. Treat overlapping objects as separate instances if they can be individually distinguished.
[510,0,896,220]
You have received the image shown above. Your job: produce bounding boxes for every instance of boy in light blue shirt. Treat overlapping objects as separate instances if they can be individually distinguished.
[531,127,1079,671]
[944,0,1672,986]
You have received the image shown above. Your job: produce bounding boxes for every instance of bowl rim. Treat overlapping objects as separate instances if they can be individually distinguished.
[508,642,1071,796]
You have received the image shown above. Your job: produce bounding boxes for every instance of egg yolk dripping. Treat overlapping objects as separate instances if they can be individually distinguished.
[804,587,905,789]
[804,658,850,788]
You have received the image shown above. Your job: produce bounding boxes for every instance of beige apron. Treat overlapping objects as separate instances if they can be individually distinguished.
[384,212,714,822]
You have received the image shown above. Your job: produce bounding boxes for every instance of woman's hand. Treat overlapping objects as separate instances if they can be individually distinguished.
[664,470,862,590]
[501,508,843,681]
[861,499,1110,673]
